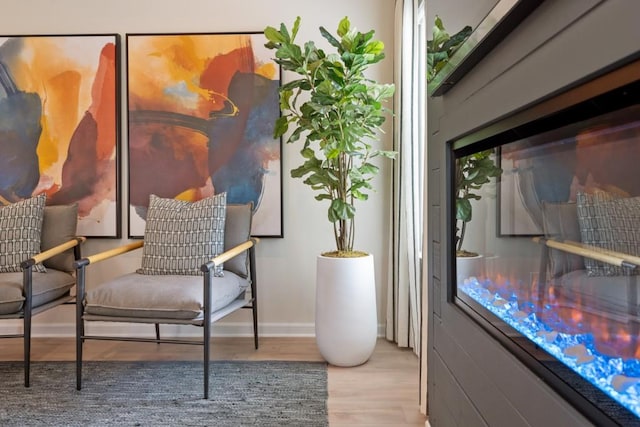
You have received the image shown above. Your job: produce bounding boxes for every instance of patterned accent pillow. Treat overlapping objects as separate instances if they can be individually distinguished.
[0,194,47,273]
[138,193,226,276]
[576,191,640,276]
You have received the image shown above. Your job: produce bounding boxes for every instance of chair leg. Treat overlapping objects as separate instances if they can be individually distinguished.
[203,269,212,399]
[249,245,258,350]
[252,302,259,350]
[76,267,85,391]
[76,315,83,391]
[23,313,31,387]
[155,323,160,342]
[22,267,33,387]
[204,321,211,399]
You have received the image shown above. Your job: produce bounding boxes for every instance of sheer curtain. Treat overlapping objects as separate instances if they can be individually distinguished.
[386,0,423,355]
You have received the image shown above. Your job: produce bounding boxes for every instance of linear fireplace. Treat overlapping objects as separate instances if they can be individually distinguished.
[451,63,640,425]
[426,2,640,426]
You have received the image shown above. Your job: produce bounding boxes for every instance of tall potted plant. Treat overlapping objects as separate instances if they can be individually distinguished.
[455,150,502,257]
[454,150,501,283]
[426,16,501,276]
[264,16,395,366]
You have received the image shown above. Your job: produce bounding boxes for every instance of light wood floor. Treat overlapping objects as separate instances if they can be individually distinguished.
[0,337,427,426]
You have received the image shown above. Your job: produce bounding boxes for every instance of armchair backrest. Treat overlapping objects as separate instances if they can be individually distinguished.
[41,204,79,272]
[224,203,253,278]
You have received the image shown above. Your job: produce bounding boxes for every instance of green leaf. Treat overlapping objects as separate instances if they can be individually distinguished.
[364,40,384,56]
[301,147,315,159]
[352,190,369,201]
[378,150,397,159]
[288,126,304,143]
[320,26,341,50]
[291,16,301,40]
[442,26,472,52]
[279,89,292,110]
[337,16,350,38]
[329,198,355,223]
[359,162,379,175]
[456,198,472,222]
[274,116,288,138]
[279,23,290,43]
[264,26,285,43]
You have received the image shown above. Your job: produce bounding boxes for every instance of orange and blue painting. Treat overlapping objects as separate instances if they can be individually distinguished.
[127,33,282,237]
[0,34,119,237]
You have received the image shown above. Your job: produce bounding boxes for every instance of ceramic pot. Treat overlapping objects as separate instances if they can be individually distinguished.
[456,254,485,283]
[315,254,377,367]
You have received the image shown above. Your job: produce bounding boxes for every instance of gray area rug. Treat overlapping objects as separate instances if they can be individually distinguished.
[0,360,328,426]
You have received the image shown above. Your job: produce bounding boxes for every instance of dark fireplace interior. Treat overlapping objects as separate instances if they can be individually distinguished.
[450,60,640,425]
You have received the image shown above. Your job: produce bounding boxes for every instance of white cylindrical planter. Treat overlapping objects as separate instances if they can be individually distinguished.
[456,254,485,283]
[315,254,377,367]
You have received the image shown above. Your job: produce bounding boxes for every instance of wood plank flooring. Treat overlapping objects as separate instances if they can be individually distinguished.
[0,337,427,426]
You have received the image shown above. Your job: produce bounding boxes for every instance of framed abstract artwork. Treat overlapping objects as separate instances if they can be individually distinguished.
[0,34,121,237]
[126,32,282,238]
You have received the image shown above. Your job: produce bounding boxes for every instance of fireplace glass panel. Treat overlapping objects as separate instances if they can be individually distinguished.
[453,102,640,422]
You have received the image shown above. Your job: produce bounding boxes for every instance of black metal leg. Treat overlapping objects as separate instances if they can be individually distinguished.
[76,266,86,391]
[203,269,212,399]
[23,267,33,388]
[24,313,31,387]
[155,323,160,343]
[204,322,210,399]
[76,321,83,390]
[252,302,258,350]
[249,246,258,350]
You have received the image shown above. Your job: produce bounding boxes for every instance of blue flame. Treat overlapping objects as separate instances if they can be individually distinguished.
[459,277,640,419]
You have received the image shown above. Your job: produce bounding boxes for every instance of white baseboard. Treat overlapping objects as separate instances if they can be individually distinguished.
[0,321,386,338]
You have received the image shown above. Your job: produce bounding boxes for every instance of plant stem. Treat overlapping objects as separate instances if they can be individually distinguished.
[457,220,466,252]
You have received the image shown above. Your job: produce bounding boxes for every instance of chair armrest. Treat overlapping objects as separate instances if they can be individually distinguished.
[201,237,259,273]
[20,237,86,269]
[75,240,144,268]
[533,237,640,269]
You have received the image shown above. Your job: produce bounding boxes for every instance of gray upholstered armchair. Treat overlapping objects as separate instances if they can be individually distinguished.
[74,197,259,399]
[0,198,84,387]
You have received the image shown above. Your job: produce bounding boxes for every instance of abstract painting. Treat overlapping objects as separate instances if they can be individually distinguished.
[126,33,282,237]
[0,34,120,237]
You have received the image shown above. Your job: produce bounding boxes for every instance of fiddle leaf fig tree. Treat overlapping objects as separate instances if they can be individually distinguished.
[264,16,395,256]
[426,17,501,256]
[427,15,472,83]
[455,150,502,256]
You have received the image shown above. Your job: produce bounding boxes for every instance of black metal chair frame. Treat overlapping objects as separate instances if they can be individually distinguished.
[74,238,259,399]
[0,237,84,386]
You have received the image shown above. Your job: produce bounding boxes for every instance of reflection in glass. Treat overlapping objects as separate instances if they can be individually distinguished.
[455,105,640,421]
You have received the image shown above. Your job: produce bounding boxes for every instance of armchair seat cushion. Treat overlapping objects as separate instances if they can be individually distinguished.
[0,270,75,315]
[84,271,249,320]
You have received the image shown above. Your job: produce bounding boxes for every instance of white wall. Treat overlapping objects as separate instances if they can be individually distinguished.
[1,0,396,337]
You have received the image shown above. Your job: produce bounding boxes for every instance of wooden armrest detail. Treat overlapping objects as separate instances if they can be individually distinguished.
[78,240,144,267]
[22,237,86,268]
[533,237,640,268]
[202,237,259,272]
